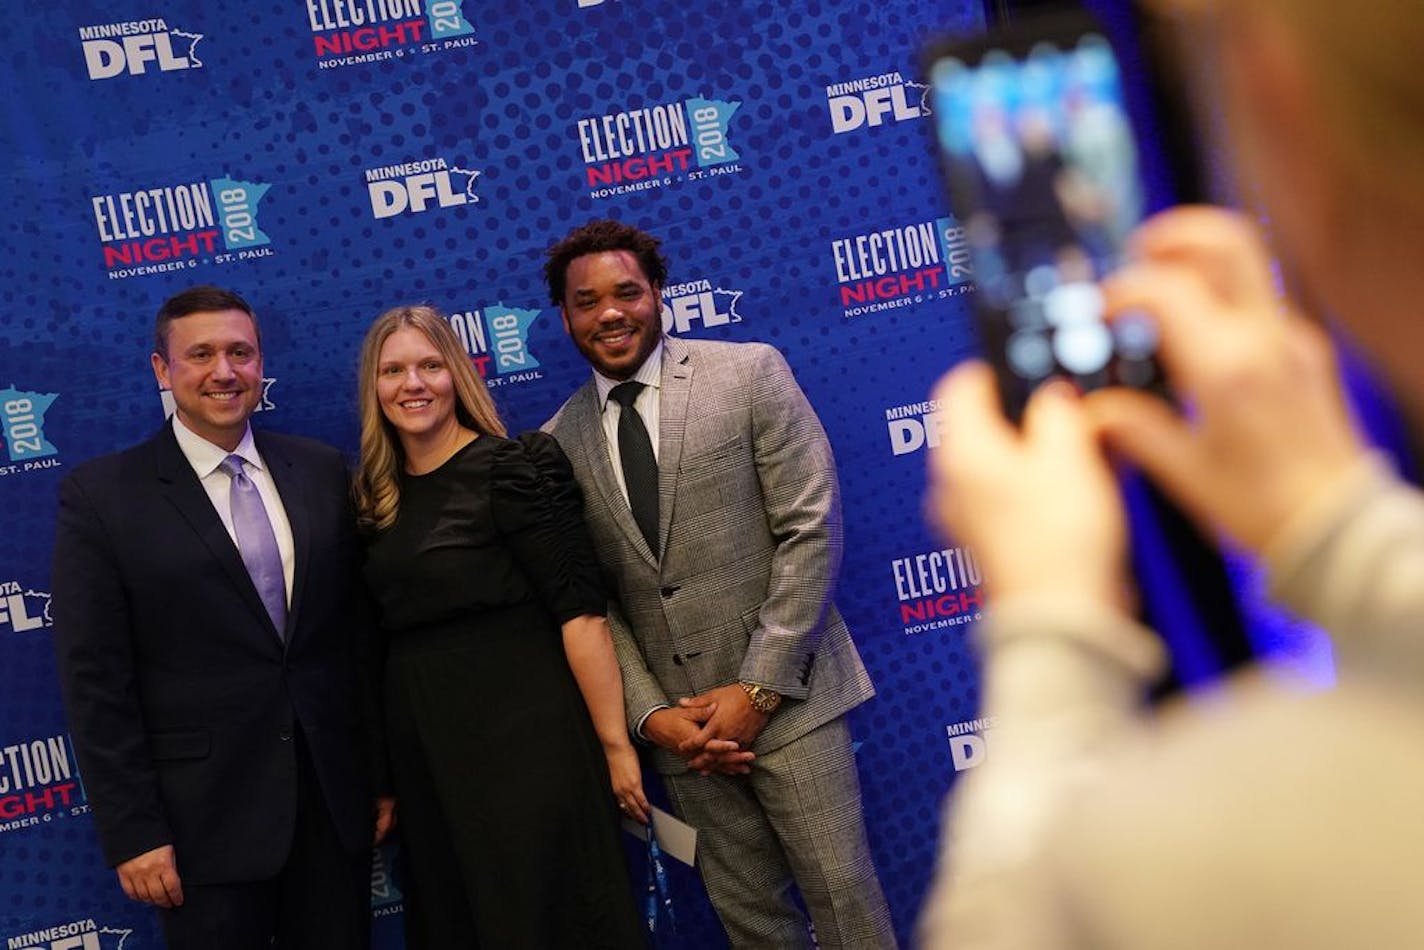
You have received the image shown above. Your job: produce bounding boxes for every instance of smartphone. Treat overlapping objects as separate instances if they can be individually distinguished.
[925,4,1257,692]
[925,10,1168,420]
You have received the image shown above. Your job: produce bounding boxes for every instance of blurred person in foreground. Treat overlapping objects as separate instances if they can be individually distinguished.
[919,2,1424,947]
[353,305,643,948]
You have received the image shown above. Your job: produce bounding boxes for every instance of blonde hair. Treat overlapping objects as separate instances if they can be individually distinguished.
[354,304,507,532]
[1161,0,1424,208]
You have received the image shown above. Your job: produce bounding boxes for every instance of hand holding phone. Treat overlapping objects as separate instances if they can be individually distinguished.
[926,12,1169,421]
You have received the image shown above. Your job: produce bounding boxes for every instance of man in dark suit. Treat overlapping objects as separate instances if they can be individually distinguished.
[543,221,896,948]
[51,286,390,949]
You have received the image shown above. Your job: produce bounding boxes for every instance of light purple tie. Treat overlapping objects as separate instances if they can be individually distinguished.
[220,455,287,638]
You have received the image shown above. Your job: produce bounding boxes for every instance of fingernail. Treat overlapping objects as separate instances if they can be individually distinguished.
[1038,378,1078,402]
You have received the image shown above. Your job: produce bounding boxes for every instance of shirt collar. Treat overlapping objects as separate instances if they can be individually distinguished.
[595,340,664,411]
[171,413,260,479]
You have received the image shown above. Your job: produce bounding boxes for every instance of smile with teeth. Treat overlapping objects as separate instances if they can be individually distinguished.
[206,391,242,401]
[400,399,432,409]
[597,328,635,346]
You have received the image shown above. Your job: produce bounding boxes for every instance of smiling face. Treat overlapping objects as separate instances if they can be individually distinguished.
[375,326,458,445]
[560,249,663,380]
[151,308,263,451]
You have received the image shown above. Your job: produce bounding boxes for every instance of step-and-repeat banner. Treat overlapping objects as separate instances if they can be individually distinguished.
[1,1,1046,946]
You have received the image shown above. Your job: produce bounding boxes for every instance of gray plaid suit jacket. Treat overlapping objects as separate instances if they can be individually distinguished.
[545,335,875,774]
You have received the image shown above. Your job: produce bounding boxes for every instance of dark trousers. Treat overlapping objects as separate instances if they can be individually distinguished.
[158,732,371,950]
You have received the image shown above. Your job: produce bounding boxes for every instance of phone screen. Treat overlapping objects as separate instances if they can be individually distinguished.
[924,8,1257,691]
[928,16,1166,419]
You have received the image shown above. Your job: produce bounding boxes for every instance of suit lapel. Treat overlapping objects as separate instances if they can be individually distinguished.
[151,423,283,645]
[570,378,659,570]
[657,336,693,559]
[255,432,307,649]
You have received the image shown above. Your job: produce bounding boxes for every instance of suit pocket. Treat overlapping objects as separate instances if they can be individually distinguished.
[148,730,210,761]
[679,433,744,476]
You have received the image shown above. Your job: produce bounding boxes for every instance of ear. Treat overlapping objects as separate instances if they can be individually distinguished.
[652,285,668,329]
[151,351,171,389]
[559,305,572,336]
[1227,9,1317,160]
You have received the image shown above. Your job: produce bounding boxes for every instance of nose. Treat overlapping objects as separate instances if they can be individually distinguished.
[400,367,426,390]
[211,351,237,379]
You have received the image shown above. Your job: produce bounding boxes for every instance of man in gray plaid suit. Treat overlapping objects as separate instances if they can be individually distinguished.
[542,220,896,948]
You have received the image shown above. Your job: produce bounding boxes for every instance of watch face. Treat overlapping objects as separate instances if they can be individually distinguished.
[742,682,780,713]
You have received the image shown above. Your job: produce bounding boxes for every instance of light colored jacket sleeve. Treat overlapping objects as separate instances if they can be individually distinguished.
[737,343,844,697]
[605,597,672,736]
[1264,454,1424,682]
[920,454,1424,948]
[917,595,1165,949]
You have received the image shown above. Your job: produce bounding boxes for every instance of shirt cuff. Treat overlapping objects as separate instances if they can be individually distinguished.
[976,593,1167,720]
[1262,452,1394,596]
[634,704,670,741]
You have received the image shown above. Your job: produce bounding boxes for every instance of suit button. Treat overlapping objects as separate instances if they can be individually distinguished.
[279,730,292,742]
[660,586,680,598]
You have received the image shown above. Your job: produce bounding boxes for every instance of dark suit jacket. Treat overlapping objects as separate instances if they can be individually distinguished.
[545,336,876,774]
[51,422,378,883]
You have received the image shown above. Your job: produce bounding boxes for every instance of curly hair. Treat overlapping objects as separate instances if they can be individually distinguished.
[543,219,669,305]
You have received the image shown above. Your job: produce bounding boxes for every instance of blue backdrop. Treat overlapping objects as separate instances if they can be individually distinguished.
[1,2,1000,947]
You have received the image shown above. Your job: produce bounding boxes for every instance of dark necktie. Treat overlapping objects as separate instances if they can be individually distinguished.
[609,382,660,558]
[219,454,288,638]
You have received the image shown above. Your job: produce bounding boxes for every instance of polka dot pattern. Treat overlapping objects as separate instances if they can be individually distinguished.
[1,2,990,946]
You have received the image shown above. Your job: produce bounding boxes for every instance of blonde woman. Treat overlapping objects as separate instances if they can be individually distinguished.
[355,305,643,948]
[922,1,1424,947]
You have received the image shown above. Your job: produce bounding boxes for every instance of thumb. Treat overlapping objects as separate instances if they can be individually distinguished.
[683,701,716,724]
[1022,379,1091,452]
[678,718,717,753]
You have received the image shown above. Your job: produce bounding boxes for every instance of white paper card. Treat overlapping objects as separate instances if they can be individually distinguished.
[622,805,697,867]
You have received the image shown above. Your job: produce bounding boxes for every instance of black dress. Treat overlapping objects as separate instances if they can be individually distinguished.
[364,432,643,949]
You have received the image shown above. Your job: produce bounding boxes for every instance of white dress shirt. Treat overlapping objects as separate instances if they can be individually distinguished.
[594,341,664,506]
[171,415,296,607]
[593,343,666,737]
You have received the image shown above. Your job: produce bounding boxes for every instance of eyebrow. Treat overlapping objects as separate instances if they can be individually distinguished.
[573,281,643,298]
[379,355,441,366]
[185,341,251,353]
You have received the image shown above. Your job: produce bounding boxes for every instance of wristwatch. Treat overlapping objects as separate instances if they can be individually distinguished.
[740,681,783,714]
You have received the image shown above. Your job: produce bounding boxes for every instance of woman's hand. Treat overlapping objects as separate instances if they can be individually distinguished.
[928,364,1129,613]
[604,741,651,825]
[1088,206,1367,554]
[372,795,397,845]
[558,613,652,824]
